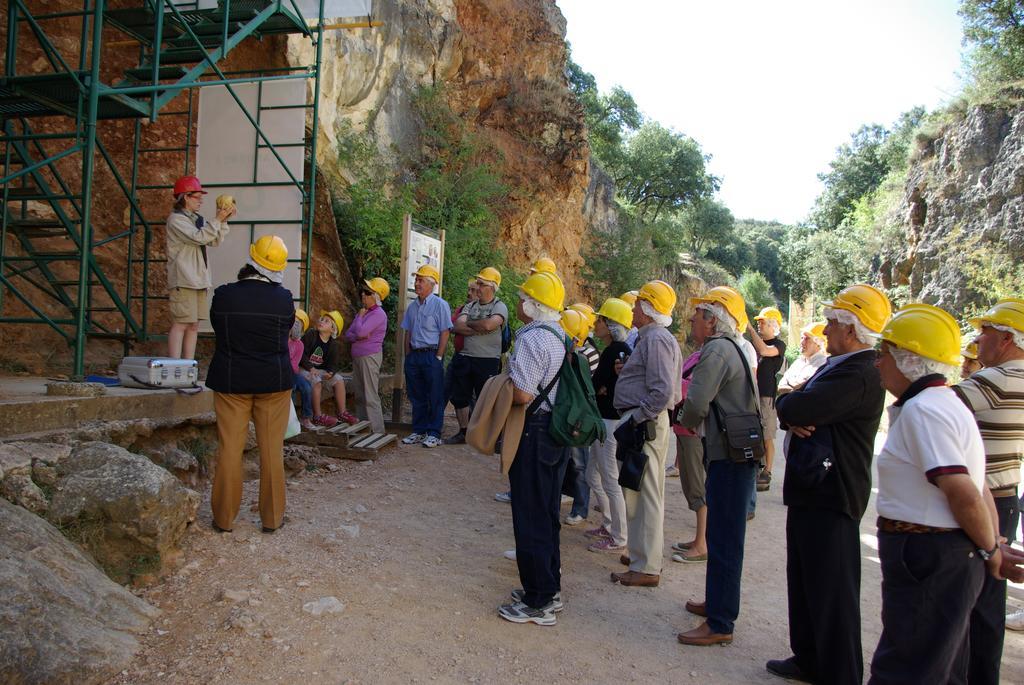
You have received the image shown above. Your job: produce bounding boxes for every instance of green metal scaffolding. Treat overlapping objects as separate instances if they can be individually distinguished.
[0,0,330,376]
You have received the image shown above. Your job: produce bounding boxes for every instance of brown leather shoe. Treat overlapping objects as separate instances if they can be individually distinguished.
[685,599,706,617]
[677,621,732,646]
[611,570,660,587]
[619,554,631,566]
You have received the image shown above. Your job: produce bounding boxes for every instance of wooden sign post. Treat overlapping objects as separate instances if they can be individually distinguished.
[391,214,445,423]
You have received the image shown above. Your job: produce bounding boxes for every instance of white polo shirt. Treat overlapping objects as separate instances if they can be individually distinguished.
[876,386,986,529]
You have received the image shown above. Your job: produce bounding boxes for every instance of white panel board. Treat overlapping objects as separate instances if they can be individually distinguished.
[293,1,372,19]
[196,80,306,332]
[181,1,372,18]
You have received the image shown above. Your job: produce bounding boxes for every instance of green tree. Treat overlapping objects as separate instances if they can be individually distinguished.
[614,122,719,222]
[567,56,642,172]
[678,199,735,254]
[410,87,509,298]
[810,124,889,231]
[960,0,1024,84]
[736,269,776,321]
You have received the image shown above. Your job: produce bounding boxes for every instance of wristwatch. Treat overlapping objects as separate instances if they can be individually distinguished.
[977,544,999,561]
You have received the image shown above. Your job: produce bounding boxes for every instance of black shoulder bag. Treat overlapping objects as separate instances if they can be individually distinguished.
[708,337,765,464]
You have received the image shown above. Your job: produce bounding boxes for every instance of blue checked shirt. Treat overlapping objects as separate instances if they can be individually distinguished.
[509,321,566,412]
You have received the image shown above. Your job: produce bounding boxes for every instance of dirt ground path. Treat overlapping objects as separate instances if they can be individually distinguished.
[112,425,1024,684]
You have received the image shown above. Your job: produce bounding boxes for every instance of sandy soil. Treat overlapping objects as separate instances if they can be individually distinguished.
[110,423,1024,685]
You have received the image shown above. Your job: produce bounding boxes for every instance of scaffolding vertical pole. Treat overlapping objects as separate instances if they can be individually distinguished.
[73,0,106,378]
[302,0,325,311]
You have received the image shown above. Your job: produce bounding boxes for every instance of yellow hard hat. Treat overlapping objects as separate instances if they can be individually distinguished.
[754,306,783,324]
[800,321,826,340]
[529,257,557,275]
[363,277,390,300]
[821,283,891,334]
[598,297,633,329]
[690,285,747,330]
[294,308,310,333]
[319,309,345,339]
[879,303,961,366]
[963,342,979,360]
[619,290,639,307]
[968,297,1024,334]
[638,280,677,316]
[559,309,589,347]
[568,303,597,330]
[249,235,288,272]
[518,271,565,312]
[476,266,502,287]
[414,264,440,283]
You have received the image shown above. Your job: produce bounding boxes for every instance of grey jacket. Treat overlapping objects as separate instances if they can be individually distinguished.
[677,334,759,463]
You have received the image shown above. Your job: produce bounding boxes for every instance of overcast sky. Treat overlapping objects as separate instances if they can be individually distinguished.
[557,0,965,224]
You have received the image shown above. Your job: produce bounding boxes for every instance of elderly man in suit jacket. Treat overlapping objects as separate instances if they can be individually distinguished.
[766,284,892,685]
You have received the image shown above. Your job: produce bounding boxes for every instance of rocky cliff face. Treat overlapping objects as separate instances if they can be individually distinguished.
[881,103,1024,313]
[289,0,594,294]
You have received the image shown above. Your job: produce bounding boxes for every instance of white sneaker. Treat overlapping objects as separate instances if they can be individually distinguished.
[497,600,556,626]
[402,433,425,445]
[503,549,516,560]
[494,491,512,503]
[421,435,441,448]
[564,514,584,525]
[560,495,573,506]
[665,465,680,478]
[1007,607,1024,631]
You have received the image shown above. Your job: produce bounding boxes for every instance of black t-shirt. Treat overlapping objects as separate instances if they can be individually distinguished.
[593,341,632,420]
[756,337,786,397]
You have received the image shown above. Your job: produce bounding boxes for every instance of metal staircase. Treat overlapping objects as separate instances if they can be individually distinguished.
[0,0,327,376]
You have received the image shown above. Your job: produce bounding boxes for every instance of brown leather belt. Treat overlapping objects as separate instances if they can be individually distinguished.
[877,516,956,534]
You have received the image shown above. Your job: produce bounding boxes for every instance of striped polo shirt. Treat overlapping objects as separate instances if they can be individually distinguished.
[952,359,1024,498]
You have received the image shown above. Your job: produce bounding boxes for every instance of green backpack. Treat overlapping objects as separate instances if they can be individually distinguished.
[526,325,607,447]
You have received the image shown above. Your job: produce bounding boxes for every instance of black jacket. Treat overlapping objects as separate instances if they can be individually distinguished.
[206,278,295,394]
[776,349,884,520]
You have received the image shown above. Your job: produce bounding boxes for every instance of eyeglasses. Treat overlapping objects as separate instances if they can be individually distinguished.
[186,192,204,199]
[360,289,374,297]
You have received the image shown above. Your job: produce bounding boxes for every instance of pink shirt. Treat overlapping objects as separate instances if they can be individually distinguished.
[673,350,703,437]
[344,305,387,358]
[288,338,304,374]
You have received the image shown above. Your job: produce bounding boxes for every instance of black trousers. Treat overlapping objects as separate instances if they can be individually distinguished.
[449,354,500,410]
[786,506,863,685]
[509,412,570,608]
[967,494,1020,685]
[869,530,984,685]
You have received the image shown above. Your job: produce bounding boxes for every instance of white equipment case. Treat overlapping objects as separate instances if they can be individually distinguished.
[118,357,199,389]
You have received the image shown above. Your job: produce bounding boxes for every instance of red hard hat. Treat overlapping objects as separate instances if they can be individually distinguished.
[172,175,206,196]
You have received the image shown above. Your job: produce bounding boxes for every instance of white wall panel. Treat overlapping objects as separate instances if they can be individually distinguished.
[196,81,306,331]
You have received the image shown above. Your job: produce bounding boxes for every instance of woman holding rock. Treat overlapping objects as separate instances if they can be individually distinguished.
[205,235,294,533]
[165,176,234,359]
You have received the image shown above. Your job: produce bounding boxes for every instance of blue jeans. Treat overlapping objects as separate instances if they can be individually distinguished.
[293,371,312,418]
[705,458,757,634]
[509,412,570,608]
[404,349,445,437]
[568,446,590,518]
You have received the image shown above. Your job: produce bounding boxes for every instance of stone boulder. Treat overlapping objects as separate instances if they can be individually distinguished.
[47,442,199,583]
[0,442,74,515]
[143,444,203,487]
[0,498,159,685]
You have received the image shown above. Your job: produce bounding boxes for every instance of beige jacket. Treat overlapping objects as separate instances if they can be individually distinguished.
[165,210,230,290]
[466,372,526,475]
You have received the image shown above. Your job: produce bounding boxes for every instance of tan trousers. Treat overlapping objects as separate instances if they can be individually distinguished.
[212,390,291,531]
[623,410,670,574]
[351,352,384,433]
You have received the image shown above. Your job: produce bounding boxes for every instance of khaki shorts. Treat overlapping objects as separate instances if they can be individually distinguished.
[759,396,778,436]
[169,287,208,324]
